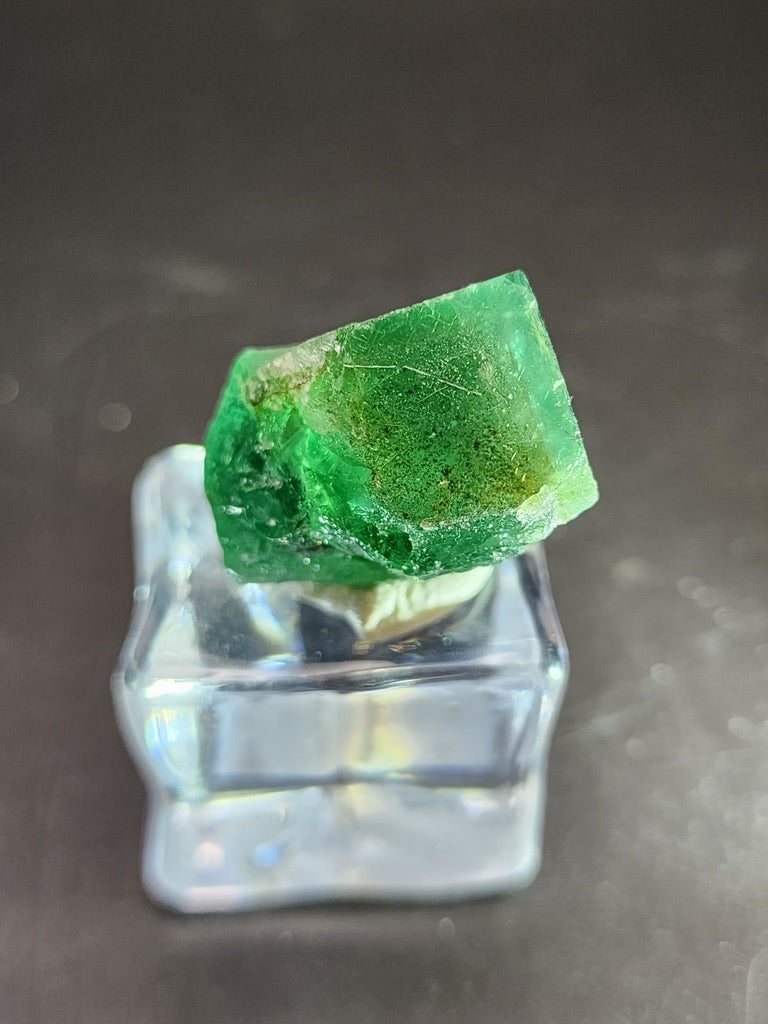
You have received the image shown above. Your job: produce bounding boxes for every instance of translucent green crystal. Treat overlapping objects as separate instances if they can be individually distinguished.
[204,271,598,585]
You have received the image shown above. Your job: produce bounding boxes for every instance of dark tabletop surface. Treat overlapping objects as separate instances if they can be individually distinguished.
[2,2,767,1021]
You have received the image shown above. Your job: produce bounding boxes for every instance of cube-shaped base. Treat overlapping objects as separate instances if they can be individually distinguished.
[113,446,568,912]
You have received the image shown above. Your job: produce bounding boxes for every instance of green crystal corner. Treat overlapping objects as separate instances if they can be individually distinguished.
[204,271,598,584]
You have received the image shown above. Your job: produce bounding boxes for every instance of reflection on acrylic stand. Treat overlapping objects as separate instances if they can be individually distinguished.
[113,446,568,912]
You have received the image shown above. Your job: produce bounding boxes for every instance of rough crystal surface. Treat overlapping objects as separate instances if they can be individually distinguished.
[204,271,598,584]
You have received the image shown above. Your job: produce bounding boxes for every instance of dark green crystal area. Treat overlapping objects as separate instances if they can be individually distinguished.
[204,271,598,584]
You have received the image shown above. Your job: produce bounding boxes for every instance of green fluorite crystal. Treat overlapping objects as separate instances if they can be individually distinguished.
[204,271,598,585]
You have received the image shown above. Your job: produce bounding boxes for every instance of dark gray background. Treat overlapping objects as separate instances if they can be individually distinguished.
[2,2,767,1021]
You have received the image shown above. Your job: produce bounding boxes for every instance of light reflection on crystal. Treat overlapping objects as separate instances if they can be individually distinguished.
[204,272,597,585]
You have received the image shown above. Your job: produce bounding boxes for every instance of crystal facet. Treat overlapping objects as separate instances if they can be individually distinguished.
[204,271,598,584]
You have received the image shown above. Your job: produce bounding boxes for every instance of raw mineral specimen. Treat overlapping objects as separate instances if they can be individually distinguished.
[204,271,598,584]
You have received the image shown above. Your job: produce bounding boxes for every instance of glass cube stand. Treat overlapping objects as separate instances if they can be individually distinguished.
[112,445,569,913]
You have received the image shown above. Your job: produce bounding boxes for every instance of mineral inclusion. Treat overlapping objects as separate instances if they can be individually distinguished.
[204,271,598,585]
